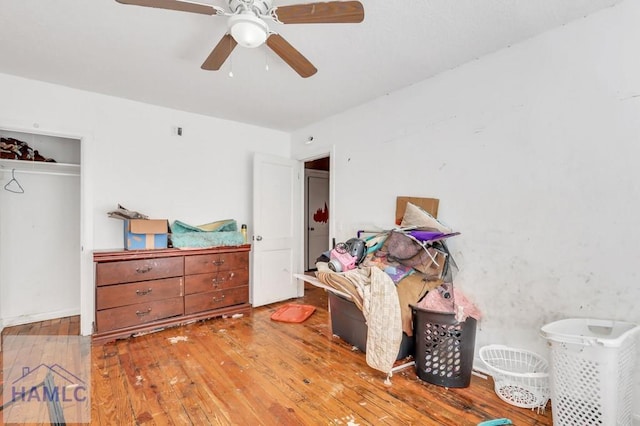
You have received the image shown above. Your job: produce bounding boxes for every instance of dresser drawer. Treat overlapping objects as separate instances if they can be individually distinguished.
[96,277,184,310]
[184,269,249,295]
[184,252,249,275]
[96,256,184,286]
[184,286,249,314]
[96,296,184,332]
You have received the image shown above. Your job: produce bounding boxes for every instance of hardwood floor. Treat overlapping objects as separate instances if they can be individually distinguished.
[1,286,553,425]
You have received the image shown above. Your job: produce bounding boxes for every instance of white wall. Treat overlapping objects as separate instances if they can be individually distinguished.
[0,73,290,336]
[292,0,640,414]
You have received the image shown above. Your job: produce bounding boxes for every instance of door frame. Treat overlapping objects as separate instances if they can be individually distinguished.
[304,169,329,270]
[296,147,335,281]
[0,120,92,337]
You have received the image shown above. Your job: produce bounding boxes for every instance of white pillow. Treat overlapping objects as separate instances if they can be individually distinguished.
[400,202,452,233]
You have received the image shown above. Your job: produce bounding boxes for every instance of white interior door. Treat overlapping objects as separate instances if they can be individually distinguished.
[251,152,301,307]
[305,170,329,269]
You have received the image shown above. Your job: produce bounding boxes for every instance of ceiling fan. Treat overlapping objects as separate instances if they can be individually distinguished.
[115,0,365,78]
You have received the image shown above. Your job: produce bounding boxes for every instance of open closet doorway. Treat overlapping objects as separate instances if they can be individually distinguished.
[0,128,81,330]
[304,156,330,271]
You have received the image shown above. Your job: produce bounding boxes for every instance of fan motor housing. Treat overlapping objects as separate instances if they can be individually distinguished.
[228,0,272,16]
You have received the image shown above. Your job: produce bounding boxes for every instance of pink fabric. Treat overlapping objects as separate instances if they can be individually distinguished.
[416,284,482,322]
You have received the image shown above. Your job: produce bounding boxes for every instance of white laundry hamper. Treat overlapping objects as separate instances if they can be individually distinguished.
[541,318,640,426]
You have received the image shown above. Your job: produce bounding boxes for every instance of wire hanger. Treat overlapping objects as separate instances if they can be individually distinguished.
[4,169,25,194]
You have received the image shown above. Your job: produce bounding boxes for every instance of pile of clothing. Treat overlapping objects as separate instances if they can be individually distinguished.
[1,137,56,162]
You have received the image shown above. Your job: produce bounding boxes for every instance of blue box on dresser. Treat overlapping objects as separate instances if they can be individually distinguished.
[123,219,169,250]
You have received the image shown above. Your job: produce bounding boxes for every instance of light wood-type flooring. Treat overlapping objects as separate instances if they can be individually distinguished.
[1,284,553,425]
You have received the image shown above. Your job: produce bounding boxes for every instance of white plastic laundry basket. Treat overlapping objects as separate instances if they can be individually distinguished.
[479,345,550,411]
[541,318,640,426]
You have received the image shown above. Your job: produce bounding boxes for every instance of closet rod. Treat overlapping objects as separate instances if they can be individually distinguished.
[0,167,80,177]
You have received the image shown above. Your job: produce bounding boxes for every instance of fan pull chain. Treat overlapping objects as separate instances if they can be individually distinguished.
[228,36,234,77]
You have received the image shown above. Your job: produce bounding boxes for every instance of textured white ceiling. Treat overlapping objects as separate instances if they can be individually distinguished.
[0,0,623,131]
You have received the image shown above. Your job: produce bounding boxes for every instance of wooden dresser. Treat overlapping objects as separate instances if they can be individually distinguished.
[93,245,251,343]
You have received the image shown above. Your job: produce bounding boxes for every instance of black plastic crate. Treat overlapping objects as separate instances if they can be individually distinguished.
[328,292,414,360]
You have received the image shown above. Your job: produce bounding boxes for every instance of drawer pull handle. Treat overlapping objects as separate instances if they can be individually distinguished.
[136,288,153,296]
[212,259,225,266]
[136,308,152,317]
[211,277,226,286]
[136,266,153,274]
[212,295,226,303]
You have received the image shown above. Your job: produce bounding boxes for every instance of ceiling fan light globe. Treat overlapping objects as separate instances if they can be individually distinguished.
[228,14,268,49]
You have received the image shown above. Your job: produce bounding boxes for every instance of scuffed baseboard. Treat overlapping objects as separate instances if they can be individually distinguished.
[472,362,493,379]
[1,308,79,329]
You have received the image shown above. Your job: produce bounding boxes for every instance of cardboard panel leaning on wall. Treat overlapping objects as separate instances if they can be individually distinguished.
[396,196,439,224]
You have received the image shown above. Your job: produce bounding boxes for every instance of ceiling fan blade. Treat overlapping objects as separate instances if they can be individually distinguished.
[274,1,364,24]
[201,34,238,70]
[115,0,219,15]
[266,34,317,78]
